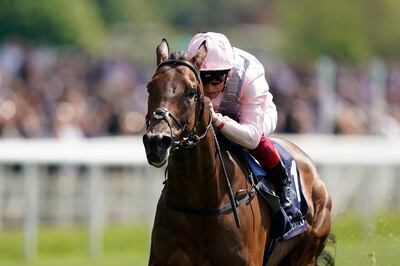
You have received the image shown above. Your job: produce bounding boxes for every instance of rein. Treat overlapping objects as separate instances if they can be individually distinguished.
[150,58,250,228]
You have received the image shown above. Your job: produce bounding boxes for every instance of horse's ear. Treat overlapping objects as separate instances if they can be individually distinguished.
[191,40,207,69]
[156,39,169,65]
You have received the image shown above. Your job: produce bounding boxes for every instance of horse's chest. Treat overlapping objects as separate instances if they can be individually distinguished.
[152,223,248,265]
[163,241,247,266]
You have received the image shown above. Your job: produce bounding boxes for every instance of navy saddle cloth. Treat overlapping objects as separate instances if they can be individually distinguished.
[221,137,308,241]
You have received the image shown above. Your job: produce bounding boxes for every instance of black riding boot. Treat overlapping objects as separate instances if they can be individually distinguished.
[269,161,293,209]
[270,161,302,220]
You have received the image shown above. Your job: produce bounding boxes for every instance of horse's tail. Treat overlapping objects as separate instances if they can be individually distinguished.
[316,233,336,266]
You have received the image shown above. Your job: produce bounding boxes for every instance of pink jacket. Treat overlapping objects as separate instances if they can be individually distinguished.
[211,48,277,149]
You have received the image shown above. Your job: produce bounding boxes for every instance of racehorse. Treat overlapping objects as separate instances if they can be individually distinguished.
[143,39,333,266]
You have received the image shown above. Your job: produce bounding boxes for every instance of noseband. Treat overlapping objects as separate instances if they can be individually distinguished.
[145,59,212,151]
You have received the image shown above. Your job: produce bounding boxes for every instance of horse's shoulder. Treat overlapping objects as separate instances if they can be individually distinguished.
[221,143,249,171]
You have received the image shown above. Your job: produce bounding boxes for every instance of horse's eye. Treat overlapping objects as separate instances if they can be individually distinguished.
[188,88,196,99]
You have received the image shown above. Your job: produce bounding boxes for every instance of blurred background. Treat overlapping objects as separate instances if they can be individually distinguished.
[0,0,399,265]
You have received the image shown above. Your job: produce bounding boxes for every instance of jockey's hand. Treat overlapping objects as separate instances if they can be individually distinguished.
[204,97,225,128]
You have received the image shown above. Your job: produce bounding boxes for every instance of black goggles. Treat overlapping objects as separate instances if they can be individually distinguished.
[200,70,230,85]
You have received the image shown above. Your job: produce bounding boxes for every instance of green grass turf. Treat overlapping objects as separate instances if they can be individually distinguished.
[0,224,151,266]
[331,213,400,266]
[0,213,399,265]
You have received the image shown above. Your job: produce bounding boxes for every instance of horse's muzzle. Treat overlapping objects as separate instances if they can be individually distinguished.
[142,133,173,167]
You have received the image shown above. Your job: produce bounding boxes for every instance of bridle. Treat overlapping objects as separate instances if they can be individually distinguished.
[145,59,212,151]
[146,57,247,228]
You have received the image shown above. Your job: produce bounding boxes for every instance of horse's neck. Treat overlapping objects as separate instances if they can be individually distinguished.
[166,129,224,207]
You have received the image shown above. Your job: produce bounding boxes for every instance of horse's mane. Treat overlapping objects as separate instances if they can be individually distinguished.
[150,50,190,83]
[169,50,188,60]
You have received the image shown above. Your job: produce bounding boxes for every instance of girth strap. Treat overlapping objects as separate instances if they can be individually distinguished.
[161,182,262,216]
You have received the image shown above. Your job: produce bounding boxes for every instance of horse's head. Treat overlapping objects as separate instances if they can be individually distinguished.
[143,39,208,167]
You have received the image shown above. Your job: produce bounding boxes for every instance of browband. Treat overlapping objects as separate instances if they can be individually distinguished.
[157,59,201,84]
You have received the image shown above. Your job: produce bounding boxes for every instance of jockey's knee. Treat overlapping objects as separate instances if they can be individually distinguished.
[250,136,280,169]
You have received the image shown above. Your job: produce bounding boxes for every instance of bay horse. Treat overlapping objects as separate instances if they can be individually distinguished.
[143,39,333,266]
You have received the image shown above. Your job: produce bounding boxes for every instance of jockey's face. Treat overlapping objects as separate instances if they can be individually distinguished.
[200,70,229,99]
[203,80,225,99]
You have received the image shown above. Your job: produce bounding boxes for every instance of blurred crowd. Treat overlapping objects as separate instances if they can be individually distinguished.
[269,60,400,136]
[0,40,399,139]
[0,39,149,139]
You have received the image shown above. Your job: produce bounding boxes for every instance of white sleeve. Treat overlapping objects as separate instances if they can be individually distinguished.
[263,91,278,136]
[219,72,276,149]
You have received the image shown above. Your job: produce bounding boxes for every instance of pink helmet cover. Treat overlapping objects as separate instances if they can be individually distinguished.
[187,32,234,71]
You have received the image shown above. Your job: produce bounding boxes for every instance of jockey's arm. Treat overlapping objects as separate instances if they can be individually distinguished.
[216,73,278,149]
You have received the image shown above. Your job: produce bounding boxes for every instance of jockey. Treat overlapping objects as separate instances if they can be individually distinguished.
[187,32,299,213]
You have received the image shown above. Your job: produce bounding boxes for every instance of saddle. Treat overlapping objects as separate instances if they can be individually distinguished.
[219,136,308,241]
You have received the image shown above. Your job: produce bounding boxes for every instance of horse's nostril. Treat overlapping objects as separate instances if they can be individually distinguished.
[159,135,172,150]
